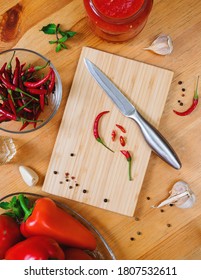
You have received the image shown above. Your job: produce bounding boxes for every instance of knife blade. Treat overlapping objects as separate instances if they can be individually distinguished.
[84,58,181,170]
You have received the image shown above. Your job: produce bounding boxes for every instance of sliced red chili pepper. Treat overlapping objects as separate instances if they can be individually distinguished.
[116,124,126,133]
[93,111,114,152]
[120,135,126,146]
[120,150,132,181]
[111,130,116,141]
[173,76,199,116]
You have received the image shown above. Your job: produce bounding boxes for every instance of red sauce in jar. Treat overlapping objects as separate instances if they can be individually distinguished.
[83,0,153,42]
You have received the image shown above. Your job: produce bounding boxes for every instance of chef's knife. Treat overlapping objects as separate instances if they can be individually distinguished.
[84,58,181,170]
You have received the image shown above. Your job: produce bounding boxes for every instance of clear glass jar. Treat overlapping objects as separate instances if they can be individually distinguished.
[0,137,16,164]
[83,0,153,42]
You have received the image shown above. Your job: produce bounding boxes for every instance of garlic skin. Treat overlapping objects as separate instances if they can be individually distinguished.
[144,34,173,55]
[19,166,39,187]
[152,181,196,209]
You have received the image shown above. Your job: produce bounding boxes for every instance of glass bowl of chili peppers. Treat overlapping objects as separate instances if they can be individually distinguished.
[0,48,62,133]
[0,192,116,260]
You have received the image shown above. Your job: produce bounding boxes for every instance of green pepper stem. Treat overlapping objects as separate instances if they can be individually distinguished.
[18,194,33,221]
[128,158,132,181]
[194,76,200,99]
[97,137,114,153]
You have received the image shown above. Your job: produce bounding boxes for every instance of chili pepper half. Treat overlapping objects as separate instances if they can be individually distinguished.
[93,111,114,152]
[120,150,132,181]
[18,195,97,250]
[173,76,199,116]
[111,130,116,141]
[116,124,126,133]
[5,236,65,260]
[120,135,126,146]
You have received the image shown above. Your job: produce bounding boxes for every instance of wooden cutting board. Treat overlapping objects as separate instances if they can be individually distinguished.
[42,47,173,216]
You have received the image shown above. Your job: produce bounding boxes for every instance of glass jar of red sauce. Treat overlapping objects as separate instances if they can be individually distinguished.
[83,0,153,42]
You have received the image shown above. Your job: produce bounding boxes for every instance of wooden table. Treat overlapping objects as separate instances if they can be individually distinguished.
[1,0,201,260]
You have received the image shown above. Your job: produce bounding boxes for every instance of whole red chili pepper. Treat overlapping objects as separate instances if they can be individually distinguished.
[0,107,17,121]
[173,76,199,116]
[5,236,65,260]
[26,60,50,73]
[7,91,16,116]
[23,68,52,88]
[18,195,97,250]
[0,73,38,101]
[12,57,20,87]
[116,124,126,133]
[17,99,32,113]
[93,111,114,152]
[120,150,132,181]
[48,69,55,93]
[26,88,47,95]
[120,135,126,146]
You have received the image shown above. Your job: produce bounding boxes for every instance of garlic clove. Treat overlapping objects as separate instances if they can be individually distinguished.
[19,166,39,187]
[175,193,196,209]
[144,34,173,55]
[152,181,196,209]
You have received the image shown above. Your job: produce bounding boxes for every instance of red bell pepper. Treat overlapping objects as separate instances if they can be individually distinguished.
[5,236,65,260]
[64,248,93,260]
[18,194,97,250]
[0,215,23,259]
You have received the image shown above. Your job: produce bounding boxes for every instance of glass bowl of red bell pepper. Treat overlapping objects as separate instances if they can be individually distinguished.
[0,48,62,133]
[0,192,116,260]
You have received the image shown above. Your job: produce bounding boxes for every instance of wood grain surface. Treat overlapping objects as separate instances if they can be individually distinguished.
[1,0,201,259]
[42,46,173,216]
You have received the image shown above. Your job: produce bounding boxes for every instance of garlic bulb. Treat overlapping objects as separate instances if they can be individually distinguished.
[152,181,196,209]
[144,34,173,55]
[19,166,39,187]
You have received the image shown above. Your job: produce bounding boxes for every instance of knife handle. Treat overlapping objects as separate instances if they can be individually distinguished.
[130,110,182,169]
